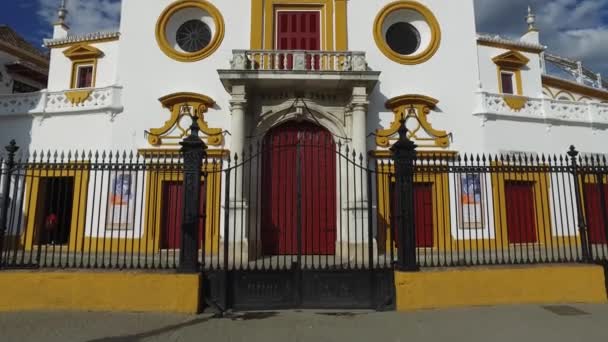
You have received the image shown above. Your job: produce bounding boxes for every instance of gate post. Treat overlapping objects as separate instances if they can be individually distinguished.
[179,106,207,273]
[391,119,418,271]
[568,146,592,262]
[0,140,18,267]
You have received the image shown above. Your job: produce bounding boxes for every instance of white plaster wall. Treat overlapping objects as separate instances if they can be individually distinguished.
[482,119,608,155]
[47,40,120,91]
[477,44,543,98]
[350,0,482,153]
[114,0,251,151]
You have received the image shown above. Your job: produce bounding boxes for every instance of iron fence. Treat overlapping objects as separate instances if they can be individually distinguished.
[0,140,606,271]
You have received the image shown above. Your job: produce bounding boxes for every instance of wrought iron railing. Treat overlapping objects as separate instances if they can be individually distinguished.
[0,141,606,271]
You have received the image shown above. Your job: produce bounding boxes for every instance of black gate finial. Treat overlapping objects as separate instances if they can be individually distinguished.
[179,105,207,273]
[390,117,419,271]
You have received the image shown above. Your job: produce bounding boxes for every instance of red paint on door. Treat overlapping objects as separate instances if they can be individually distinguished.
[584,183,608,244]
[162,181,206,249]
[276,11,321,69]
[390,182,434,248]
[505,181,537,244]
[261,121,336,255]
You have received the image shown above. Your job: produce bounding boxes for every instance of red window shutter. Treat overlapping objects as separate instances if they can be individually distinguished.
[276,11,320,50]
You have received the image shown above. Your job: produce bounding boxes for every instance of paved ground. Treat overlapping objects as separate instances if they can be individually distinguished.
[1,304,607,342]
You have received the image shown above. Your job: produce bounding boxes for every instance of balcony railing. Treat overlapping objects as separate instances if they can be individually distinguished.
[230,49,369,72]
[475,91,608,126]
[0,85,123,117]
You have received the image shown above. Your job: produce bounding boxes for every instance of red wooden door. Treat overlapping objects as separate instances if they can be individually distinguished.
[505,181,537,244]
[584,183,608,244]
[415,184,434,248]
[390,182,434,248]
[276,11,321,69]
[162,181,206,249]
[261,121,336,255]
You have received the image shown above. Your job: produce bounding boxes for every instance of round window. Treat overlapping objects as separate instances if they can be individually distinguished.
[385,22,420,55]
[176,20,212,53]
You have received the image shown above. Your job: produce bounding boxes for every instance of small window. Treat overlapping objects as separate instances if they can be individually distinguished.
[176,20,212,53]
[75,65,94,89]
[500,72,515,95]
[385,22,421,55]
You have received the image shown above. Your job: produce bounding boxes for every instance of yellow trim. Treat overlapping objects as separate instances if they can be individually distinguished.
[137,148,230,159]
[334,0,348,50]
[492,50,530,69]
[63,44,103,60]
[494,51,528,104]
[70,60,97,89]
[148,92,223,147]
[250,0,264,49]
[490,163,556,248]
[155,0,225,62]
[477,39,545,54]
[0,272,201,314]
[369,150,459,160]
[144,163,221,253]
[376,164,450,252]
[251,0,347,51]
[23,165,90,252]
[376,94,450,148]
[65,89,93,105]
[64,44,101,90]
[373,1,441,65]
[554,90,576,101]
[395,265,607,311]
[543,75,608,102]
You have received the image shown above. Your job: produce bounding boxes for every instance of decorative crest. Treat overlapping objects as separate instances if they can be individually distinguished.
[526,6,537,31]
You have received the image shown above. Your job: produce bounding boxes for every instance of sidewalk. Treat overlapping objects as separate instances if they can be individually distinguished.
[0,304,607,342]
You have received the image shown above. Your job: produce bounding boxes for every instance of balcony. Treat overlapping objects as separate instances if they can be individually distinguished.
[474,91,608,127]
[218,50,380,92]
[0,85,123,118]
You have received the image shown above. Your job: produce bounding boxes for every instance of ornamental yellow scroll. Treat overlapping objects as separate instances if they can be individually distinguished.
[376,94,450,148]
[147,92,223,146]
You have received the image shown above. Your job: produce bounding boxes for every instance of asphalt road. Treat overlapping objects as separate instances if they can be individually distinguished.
[1,304,607,342]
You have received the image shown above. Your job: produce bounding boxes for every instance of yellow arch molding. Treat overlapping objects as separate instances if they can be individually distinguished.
[155,0,225,62]
[376,94,450,148]
[373,1,441,65]
[147,92,223,147]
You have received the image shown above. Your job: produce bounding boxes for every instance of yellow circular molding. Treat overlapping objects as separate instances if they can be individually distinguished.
[373,1,441,65]
[155,0,225,62]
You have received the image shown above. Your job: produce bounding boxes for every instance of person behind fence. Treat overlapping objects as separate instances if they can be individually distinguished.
[44,212,58,245]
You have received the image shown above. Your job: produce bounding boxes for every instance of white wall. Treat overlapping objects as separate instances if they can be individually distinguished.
[351,0,481,153]
[47,40,120,92]
[477,44,544,98]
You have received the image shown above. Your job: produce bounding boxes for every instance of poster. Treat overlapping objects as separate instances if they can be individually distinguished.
[458,173,484,229]
[106,173,135,230]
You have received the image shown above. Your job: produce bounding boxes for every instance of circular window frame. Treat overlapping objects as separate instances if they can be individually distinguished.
[155,0,225,62]
[373,1,441,65]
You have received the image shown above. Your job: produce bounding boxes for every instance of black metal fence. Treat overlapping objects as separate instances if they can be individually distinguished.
[0,137,607,271]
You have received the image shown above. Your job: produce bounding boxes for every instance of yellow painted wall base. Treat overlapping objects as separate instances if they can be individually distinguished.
[0,271,201,314]
[395,265,607,311]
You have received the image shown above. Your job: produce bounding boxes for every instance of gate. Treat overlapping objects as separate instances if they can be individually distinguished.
[199,121,395,311]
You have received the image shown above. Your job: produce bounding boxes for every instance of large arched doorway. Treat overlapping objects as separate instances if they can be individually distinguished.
[260,120,337,255]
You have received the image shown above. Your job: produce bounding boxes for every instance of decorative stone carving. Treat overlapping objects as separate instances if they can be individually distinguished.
[376,94,451,148]
[146,92,223,147]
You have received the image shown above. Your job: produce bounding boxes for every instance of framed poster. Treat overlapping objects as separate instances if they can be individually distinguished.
[106,172,135,230]
[457,173,485,229]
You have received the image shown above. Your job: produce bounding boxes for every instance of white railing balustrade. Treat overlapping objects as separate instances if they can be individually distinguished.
[0,85,123,117]
[231,50,368,72]
[475,91,608,126]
